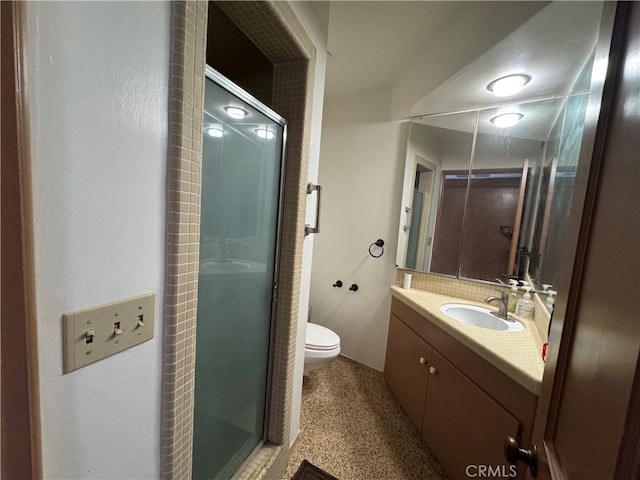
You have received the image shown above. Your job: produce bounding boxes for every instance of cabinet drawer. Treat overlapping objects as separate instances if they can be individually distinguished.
[384,314,433,428]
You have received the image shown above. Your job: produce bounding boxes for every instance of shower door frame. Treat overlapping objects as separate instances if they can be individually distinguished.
[200,65,288,472]
[162,3,316,478]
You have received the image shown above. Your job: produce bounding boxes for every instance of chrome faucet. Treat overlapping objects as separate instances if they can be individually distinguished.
[484,292,511,321]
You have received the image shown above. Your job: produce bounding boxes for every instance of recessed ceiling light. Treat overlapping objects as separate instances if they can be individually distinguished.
[255,128,274,140]
[205,126,223,137]
[224,106,247,120]
[487,74,532,97]
[490,112,524,128]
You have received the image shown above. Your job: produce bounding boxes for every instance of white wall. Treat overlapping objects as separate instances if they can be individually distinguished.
[311,121,408,371]
[24,2,170,478]
[323,84,393,126]
[288,0,330,445]
[313,105,541,372]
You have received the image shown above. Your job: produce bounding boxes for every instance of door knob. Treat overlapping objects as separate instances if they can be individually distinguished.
[504,436,538,477]
[419,357,427,364]
[429,366,437,375]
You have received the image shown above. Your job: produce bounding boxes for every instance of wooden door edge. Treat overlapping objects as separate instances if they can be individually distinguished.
[530,2,636,478]
[1,1,43,477]
[531,0,621,442]
[614,347,640,479]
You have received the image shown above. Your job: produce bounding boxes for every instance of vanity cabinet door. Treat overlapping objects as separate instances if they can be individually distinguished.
[384,314,432,429]
[422,351,521,480]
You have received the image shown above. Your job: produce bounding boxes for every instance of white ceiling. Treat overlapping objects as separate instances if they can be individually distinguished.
[325,1,460,98]
[324,1,604,122]
[410,1,603,117]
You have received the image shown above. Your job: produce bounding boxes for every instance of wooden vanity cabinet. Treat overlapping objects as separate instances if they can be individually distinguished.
[423,350,520,479]
[383,314,433,427]
[384,297,538,480]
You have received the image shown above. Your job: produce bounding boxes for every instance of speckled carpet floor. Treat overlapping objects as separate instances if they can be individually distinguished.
[283,356,449,480]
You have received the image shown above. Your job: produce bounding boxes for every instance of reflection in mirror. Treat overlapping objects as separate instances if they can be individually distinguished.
[397,93,596,287]
[528,53,595,290]
[396,112,476,273]
[397,82,599,288]
[395,1,605,292]
[201,101,283,265]
[460,98,564,283]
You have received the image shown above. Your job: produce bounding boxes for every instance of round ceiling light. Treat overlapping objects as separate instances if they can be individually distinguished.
[224,106,247,120]
[487,74,532,97]
[490,112,524,128]
[205,126,223,137]
[255,128,274,140]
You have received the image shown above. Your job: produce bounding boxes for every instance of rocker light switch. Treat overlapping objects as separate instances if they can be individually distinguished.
[62,292,155,373]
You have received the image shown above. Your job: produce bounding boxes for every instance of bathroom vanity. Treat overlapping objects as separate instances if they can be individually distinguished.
[384,286,544,480]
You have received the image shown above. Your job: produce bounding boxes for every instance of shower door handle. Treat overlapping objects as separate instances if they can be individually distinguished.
[305,183,322,236]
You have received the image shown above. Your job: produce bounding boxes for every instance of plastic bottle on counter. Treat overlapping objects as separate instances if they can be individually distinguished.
[507,280,519,313]
[545,290,557,314]
[516,286,535,319]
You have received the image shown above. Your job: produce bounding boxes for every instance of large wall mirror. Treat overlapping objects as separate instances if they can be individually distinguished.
[396,1,607,293]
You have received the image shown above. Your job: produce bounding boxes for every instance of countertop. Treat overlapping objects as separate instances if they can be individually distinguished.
[390,286,545,395]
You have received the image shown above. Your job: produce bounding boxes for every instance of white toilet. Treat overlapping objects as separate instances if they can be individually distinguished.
[304,322,341,376]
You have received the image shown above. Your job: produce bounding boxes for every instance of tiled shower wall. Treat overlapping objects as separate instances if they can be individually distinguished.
[163,2,315,479]
[207,2,274,106]
[162,2,207,477]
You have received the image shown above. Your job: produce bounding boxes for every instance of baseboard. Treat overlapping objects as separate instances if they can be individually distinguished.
[289,433,300,455]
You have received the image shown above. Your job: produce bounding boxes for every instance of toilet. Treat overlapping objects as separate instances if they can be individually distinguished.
[304,322,341,376]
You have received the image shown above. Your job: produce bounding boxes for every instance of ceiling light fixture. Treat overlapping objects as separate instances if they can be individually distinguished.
[255,128,274,140]
[224,106,247,120]
[487,73,532,97]
[205,126,223,137]
[490,112,524,128]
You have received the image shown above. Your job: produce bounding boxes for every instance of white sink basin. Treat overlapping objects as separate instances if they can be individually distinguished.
[440,304,524,332]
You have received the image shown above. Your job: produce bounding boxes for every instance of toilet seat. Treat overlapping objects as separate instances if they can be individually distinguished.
[306,323,340,351]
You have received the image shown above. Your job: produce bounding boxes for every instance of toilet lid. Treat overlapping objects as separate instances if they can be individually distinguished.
[306,323,340,351]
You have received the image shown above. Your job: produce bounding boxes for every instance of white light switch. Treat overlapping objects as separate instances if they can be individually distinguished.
[63,293,155,373]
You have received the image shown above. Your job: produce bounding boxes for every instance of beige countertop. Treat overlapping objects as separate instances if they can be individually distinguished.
[390,285,545,395]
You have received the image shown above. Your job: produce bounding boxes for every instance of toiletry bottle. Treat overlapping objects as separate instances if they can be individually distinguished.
[516,286,535,319]
[545,290,557,314]
[507,280,519,313]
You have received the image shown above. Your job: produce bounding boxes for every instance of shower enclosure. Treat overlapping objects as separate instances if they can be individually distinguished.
[192,67,286,479]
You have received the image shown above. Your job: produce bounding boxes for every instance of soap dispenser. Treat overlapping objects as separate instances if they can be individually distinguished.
[516,286,535,319]
[507,280,519,313]
[545,290,557,314]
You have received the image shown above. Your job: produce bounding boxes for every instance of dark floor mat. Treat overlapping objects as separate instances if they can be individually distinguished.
[291,460,339,480]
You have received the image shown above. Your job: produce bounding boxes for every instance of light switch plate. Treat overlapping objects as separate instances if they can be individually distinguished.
[63,293,155,373]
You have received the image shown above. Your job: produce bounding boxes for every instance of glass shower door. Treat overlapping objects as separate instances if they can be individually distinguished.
[192,68,286,480]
